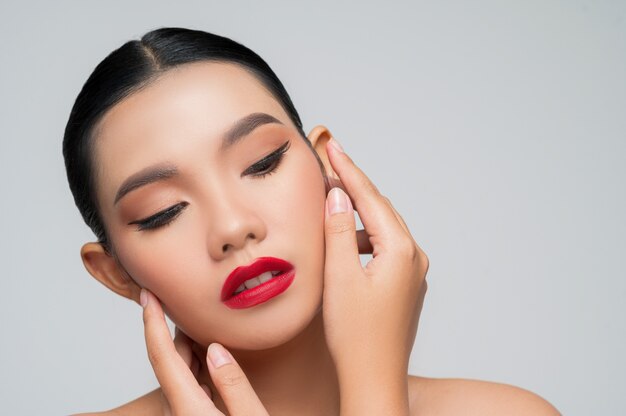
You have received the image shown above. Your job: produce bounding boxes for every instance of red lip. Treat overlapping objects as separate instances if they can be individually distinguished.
[221,256,295,309]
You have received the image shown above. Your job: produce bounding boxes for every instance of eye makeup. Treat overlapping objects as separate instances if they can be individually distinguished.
[242,139,290,178]
[128,139,291,231]
[128,202,189,231]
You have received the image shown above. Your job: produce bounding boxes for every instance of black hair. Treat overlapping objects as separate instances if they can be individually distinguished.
[63,27,320,254]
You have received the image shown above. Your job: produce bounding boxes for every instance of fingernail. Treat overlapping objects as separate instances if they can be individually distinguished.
[329,137,344,153]
[140,288,148,308]
[328,187,352,215]
[208,343,232,368]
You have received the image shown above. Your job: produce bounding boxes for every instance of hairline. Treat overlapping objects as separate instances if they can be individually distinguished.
[86,59,311,254]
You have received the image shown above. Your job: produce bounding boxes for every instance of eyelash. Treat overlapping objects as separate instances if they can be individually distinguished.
[242,140,290,178]
[129,202,188,231]
[129,140,291,231]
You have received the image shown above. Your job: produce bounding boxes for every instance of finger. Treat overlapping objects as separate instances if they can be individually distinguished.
[325,187,363,277]
[381,197,430,269]
[326,138,405,251]
[381,196,411,236]
[206,343,268,416]
[327,171,382,255]
[142,289,216,412]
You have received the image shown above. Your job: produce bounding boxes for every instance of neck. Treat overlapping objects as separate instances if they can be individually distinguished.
[193,311,340,416]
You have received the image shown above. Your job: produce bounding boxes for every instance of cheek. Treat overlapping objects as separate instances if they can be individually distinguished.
[101,144,329,348]
[113,234,218,339]
[113,235,190,292]
[276,148,328,296]
[272,148,326,242]
[108,215,208,303]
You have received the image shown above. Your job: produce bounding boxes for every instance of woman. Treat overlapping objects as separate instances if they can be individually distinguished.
[65,27,559,415]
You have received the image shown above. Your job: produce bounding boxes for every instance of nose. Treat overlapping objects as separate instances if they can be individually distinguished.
[205,191,267,260]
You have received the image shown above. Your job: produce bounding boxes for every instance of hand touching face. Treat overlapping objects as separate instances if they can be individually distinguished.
[82,62,336,350]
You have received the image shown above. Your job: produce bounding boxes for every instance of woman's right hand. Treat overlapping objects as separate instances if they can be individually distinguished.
[321,137,429,414]
[140,288,269,416]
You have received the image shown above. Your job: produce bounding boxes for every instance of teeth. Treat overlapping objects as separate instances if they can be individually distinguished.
[258,271,273,283]
[233,271,281,295]
[244,277,262,289]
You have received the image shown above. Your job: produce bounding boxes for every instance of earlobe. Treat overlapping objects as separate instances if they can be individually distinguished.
[80,242,142,305]
[307,125,345,193]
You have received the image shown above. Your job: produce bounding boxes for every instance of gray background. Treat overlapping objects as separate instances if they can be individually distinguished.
[1,1,624,415]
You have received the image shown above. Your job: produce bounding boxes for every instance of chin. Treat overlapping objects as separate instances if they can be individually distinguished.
[217,241,326,352]
[220,279,323,351]
[233,307,321,352]
[172,264,324,352]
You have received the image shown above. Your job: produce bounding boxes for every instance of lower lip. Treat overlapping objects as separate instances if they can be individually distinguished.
[223,269,296,309]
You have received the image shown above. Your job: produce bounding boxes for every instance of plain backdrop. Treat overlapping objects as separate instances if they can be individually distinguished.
[1,1,624,415]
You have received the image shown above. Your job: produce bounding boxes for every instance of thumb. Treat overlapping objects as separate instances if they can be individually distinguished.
[206,343,267,416]
[324,187,361,280]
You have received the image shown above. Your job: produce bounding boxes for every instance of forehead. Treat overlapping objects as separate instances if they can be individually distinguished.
[92,61,290,201]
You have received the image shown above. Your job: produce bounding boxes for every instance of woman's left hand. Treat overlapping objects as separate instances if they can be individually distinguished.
[321,137,429,415]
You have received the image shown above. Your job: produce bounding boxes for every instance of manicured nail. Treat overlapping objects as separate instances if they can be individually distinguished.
[329,137,344,153]
[140,288,148,308]
[208,343,232,368]
[328,187,352,215]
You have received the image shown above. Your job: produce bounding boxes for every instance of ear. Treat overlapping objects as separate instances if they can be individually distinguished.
[307,125,346,193]
[80,242,142,305]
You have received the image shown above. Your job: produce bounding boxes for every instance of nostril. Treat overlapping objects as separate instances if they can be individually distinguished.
[221,233,256,253]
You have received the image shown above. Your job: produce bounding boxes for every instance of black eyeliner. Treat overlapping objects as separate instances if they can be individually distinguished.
[129,140,291,231]
[242,140,291,177]
[129,202,188,231]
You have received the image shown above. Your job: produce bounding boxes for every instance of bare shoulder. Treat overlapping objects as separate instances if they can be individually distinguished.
[407,375,561,416]
[71,388,163,416]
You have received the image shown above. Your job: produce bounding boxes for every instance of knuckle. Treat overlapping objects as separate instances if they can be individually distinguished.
[420,251,430,275]
[220,372,245,388]
[143,306,162,327]
[398,237,417,261]
[358,173,379,196]
[409,243,419,262]
[147,344,166,369]
[326,220,353,235]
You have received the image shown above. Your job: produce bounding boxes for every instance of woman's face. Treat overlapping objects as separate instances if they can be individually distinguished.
[90,62,330,350]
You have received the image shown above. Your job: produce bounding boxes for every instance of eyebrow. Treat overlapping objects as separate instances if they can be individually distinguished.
[220,112,282,151]
[113,112,283,205]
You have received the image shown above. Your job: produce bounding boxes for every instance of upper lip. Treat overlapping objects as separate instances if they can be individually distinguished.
[220,256,294,301]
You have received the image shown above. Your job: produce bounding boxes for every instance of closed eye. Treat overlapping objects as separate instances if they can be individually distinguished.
[129,202,189,231]
[128,140,291,232]
[242,140,290,178]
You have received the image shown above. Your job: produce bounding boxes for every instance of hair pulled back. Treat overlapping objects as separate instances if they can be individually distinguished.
[63,27,308,253]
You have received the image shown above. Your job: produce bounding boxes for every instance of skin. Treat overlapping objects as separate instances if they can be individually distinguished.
[73,62,560,415]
